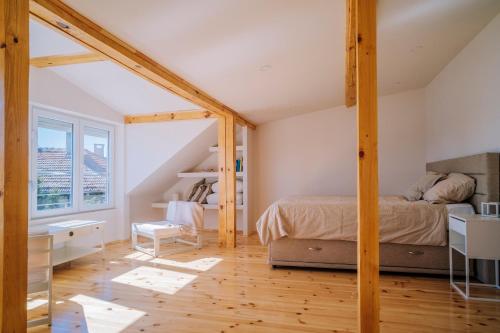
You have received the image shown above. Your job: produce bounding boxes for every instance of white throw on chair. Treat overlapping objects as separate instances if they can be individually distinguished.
[131,201,204,257]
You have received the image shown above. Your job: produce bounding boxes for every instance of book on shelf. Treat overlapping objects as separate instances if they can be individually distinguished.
[236,158,244,172]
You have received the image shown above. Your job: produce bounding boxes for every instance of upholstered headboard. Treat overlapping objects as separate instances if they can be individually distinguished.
[426,153,500,213]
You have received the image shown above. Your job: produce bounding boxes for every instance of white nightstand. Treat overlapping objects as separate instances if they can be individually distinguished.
[448,213,500,302]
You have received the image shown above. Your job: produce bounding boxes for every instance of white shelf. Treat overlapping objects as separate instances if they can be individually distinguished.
[153,203,244,210]
[209,145,244,153]
[202,204,244,210]
[152,202,169,208]
[177,171,243,178]
[52,246,102,266]
[28,281,50,294]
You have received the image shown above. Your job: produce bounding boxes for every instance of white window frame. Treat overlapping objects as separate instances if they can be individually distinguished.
[79,120,115,212]
[30,105,115,219]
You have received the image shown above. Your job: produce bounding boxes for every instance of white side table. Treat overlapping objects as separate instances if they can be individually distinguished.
[30,220,106,266]
[449,213,500,302]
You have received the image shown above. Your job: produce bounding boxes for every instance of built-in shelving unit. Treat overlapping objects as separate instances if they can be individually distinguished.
[151,202,169,209]
[177,171,243,178]
[154,127,250,235]
[152,203,244,210]
[181,127,250,235]
[208,145,244,153]
[202,204,244,210]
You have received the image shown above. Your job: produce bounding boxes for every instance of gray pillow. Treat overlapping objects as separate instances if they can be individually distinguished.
[190,184,206,202]
[187,179,205,201]
[423,173,476,204]
[198,183,213,204]
[404,173,446,201]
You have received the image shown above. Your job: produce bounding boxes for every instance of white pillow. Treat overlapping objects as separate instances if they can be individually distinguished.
[423,173,475,204]
[206,193,218,205]
[206,193,243,205]
[212,180,243,193]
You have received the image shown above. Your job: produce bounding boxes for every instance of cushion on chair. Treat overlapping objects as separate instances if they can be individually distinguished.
[132,221,182,238]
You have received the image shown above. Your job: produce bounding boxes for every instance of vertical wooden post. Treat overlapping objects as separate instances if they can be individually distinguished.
[217,115,237,248]
[217,116,227,247]
[356,1,379,332]
[225,115,236,248]
[0,0,30,331]
[345,0,357,107]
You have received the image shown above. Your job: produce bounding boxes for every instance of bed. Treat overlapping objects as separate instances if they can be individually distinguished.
[257,153,500,277]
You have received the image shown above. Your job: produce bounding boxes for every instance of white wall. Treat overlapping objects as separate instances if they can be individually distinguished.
[425,12,500,162]
[253,89,426,218]
[125,119,216,193]
[30,68,123,124]
[29,68,127,242]
[126,119,217,223]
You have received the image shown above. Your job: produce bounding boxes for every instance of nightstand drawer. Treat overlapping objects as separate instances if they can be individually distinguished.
[50,222,104,244]
[449,216,466,235]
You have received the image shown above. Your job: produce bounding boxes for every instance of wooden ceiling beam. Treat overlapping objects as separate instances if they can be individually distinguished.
[30,52,107,67]
[29,0,256,130]
[124,110,216,124]
[345,0,357,108]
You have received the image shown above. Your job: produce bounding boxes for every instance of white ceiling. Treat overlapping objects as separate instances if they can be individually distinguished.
[30,0,500,123]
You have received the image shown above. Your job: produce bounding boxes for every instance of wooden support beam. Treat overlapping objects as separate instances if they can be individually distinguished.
[29,0,256,130]
[0,0,30,331]
[30,52,106,67]
[217,117,227,247]
[225,116,237,248]
[216,115,237,248]
[235,114,255,131]
[345,0,357,108]
[356,0,379,332]
[124,110,215,124]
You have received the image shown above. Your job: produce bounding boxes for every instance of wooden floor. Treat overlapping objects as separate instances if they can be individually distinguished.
[28,232,500,333]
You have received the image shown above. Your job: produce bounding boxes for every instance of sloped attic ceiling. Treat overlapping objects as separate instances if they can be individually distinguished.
[30,20,199,115]
[34,0,500,123]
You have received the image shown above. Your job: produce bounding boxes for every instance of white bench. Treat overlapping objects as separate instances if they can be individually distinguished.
[132,201,203,257]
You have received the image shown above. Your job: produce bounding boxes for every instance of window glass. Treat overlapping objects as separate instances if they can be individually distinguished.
[83,126,110,206]
[36,117,74,211]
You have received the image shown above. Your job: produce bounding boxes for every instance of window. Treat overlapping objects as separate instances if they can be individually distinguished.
[82,126,111,207]
[31,106,114,218]
[36,117,74,211]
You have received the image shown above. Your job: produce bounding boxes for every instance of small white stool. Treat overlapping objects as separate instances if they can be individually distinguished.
[131,201,203,257]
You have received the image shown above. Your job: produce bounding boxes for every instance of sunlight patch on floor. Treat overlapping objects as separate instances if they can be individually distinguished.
[27,298,48,311]
[125,251,223,271]
[111,266,197,295]
[70,294,145,333]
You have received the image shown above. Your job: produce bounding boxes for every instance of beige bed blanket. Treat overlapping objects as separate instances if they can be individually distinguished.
[256,196,448,246]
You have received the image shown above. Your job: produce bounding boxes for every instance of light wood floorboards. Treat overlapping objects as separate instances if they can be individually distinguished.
[28,232,500,332]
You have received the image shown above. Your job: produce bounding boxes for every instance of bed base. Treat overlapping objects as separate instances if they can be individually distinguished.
[269,238,466,275]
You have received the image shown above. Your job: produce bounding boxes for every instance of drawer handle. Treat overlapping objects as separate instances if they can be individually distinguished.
[308,247,322,251]
[69,231,74,237]
[408,250,423,256]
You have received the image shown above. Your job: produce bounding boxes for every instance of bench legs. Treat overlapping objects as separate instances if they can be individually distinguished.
[131,227,202,257]
[154,235,160,257]
[131,228,138,248]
